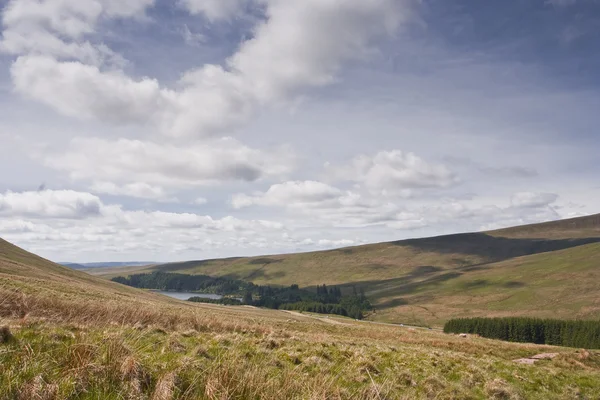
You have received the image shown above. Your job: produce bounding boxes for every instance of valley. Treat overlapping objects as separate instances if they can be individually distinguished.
[1,215,600,398]
[96,214,600,327]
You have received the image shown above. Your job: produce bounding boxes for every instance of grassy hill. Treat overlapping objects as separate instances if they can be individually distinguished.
[0,237,167,304]
[97,214,600,326]
[1,237,600,398]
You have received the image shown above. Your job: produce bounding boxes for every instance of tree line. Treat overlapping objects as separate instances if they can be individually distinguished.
[444,317,600,349]
[188,297,242,306]
[247,284,371,319]
[112,272,253,294]
[113,272,371,319]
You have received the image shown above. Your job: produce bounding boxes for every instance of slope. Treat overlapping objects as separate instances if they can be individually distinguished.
[98,214,600,325]
[0,238,159,300]
[1,238,600,399]
[368,242,600,326]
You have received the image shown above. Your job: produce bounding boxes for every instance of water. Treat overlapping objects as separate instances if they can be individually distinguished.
[154,291,223,301]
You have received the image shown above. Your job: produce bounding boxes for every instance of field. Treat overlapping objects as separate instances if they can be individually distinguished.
[95,214,600,326]
[2,236,600,399]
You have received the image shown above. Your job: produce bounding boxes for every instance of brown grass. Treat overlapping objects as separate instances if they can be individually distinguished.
[1,235,600,399]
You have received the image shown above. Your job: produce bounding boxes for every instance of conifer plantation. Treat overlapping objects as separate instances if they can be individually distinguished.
[444,317,600,349]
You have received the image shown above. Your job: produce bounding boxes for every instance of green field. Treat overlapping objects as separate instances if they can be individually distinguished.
[97,214,600,326]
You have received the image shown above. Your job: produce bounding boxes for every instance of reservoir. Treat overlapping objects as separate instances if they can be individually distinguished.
[154,291,223,301]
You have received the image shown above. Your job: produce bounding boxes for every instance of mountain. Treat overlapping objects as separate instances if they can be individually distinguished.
[100,214,600,326]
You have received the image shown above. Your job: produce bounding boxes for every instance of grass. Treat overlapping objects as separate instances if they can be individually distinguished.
[2,293,600,400]
[1,237,600,398]
[94,214,600,326]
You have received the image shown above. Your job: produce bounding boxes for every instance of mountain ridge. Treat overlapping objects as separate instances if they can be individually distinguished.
[94,213,600,325]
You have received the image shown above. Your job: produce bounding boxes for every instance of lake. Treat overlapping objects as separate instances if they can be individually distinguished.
[154,291,223,301]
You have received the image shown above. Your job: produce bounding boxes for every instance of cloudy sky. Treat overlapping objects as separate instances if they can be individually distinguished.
[1,0,599,262]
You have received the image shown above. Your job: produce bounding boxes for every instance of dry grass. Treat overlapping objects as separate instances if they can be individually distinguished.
[1,285,599,400]
[1,235,600,399]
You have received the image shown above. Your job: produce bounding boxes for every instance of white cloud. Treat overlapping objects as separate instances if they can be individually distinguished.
[317,239,356,247]
[0,0,153,63]
[3,0,411,138]
[193,197,208,205]
[0,189,290,260]
[227,0,407,102]
[0,219,53,234]
[90,182,176,202]
[510,192,559,208]
[11,56,173,124]
[326,150,458,194]
[40,137,294,188]
[0,190,103,219]
[231,180,341,208]
[231,180,416,228]
[180,0,248,21]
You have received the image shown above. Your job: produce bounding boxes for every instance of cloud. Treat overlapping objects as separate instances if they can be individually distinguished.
[89,182,177,202]
[510,192,559,208]
[231,180,341,208]
[11,56,173,124]
[179,0,248,21]
[0,219,53,234]
[3,0,411,137]
[0,190,103,219]
[40,137,294,188]
[231,180,420,228]
[0,189,288,260]
[0,0,153,63]
[317,239,356,247]
[327,150,458,194]
[179,24,206,47]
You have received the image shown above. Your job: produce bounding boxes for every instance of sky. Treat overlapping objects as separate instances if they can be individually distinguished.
[0,0,599,263]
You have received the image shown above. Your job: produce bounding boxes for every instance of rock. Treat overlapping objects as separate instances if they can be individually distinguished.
[513,358,537,365]
[531,353,559,360]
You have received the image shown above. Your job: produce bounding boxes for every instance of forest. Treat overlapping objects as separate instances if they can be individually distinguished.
[251,284,371,319]
[444,317,600,349]
[113,273,372,319]
[112,271,253,294]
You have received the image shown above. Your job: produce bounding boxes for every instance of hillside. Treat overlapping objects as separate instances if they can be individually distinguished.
[1,237,600,399]
[0,238,166,304]
[98,214,600,326]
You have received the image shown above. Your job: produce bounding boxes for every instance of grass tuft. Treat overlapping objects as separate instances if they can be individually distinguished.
[0,326,13,344]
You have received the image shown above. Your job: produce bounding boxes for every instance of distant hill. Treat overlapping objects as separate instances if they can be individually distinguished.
[59,262,87,269]
[60,261,155,269]
[99,214,600,326]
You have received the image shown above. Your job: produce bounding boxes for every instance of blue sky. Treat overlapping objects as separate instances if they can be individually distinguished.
[0,0,599,262]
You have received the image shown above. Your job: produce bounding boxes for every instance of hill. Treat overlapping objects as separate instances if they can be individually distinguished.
[1,237,600,398]
[99,214,600,326]
[60,261,156,269]
[0,238,163,303]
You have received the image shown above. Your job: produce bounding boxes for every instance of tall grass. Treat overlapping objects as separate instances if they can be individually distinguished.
[1,288,600,399]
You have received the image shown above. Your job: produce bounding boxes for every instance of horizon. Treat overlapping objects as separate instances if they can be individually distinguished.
[1,0,600,262]
[54,212,593,264]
